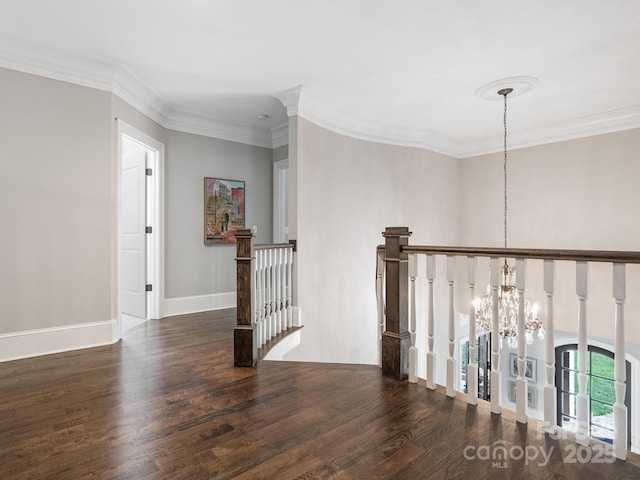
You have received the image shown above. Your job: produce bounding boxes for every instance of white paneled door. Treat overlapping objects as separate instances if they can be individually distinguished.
[120,136,148,320]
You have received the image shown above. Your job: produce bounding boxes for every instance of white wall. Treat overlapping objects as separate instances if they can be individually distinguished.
[460,128,640,343]
[280,117,460,364]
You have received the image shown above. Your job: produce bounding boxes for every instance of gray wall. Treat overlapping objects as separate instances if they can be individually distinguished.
[0,66,276,337]
[0,67,112,334]
[273,144,288,162]
[165,130,273,298]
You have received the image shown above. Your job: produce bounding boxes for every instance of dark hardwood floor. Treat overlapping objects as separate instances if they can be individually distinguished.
[1,310,639,479]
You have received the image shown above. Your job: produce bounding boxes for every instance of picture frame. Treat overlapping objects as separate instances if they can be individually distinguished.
[508,381,539,409]
[509,353,537,383]
[204,177,245,244]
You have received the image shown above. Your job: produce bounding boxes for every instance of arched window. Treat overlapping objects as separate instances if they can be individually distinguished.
[555,344,631,447]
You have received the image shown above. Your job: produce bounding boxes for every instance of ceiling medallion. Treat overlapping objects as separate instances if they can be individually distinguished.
[474,76,539,101]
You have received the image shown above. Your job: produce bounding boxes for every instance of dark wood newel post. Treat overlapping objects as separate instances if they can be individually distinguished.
[382,227,412,380]
[234,229,257,367]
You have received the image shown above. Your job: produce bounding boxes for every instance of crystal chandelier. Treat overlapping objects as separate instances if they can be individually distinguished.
[474,88,545,349]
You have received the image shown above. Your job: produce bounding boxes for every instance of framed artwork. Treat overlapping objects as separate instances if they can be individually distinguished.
[204,177,245,244]
[509,353,537,383]
[508,381,539,409]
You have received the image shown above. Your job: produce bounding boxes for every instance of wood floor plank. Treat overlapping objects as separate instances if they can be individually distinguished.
[1,309,639,479]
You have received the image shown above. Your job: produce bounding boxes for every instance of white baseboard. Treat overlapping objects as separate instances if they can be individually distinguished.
[0,320,116,363]
[162,292,236,317]
[292,306,302,327]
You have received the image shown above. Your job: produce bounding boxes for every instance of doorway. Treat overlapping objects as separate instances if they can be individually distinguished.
[116,120,164,338]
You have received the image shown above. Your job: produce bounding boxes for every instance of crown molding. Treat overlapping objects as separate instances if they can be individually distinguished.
[457,105,640,158]
[274,85,640,159]
[0,33,118,92]
[3,34,639,156]
[0,34,277,149]
[111,65,171,127]
[276,86,460,157]
[273,86,302,117]
[271,122,289,148]
[165,109,273,148]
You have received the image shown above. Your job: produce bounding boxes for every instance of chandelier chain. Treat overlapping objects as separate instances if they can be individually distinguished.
[474,87,544,349]
[503,92,508,250]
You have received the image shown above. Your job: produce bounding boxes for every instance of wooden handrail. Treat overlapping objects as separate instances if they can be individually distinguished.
[235,231,297,367]
[379,226,638,458]
[255,243,294,251]
[377,244,640,264]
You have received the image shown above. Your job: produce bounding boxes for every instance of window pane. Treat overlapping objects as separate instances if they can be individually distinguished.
[591,377,615,405]
[591,424,614,445]
[591,351,614,379]
[561,415,576,432]
[559,369,575,392]
[560,392,576,418]
[591,400,614,426]
[560,350,574,369]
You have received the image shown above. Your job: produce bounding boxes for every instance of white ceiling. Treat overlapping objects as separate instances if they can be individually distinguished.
[1,0,639,156]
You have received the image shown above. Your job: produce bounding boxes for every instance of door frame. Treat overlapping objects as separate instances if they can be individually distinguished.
[115,119,165,340]
[273,158,288,243]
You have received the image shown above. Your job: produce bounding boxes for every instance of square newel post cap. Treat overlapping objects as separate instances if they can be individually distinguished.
[382,227,412,238]
[235,229,254,239]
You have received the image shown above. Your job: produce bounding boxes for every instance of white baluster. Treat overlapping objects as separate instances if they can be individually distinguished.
[576,261,589,444]
[543,260,557,434]
[280,248,288,330]
[269,249,276,339]
[275,248,282,334]
[515,258,528,424]
[490,256,501,414]
[446,255,456,398]
[376,251,385,368]
[613,263,627,460]
[280,248,291,329]
[467,256,478,405]
[256,250,265,346]
[265,249,272,341]
[252,250,262,348]
[408,254,418,383]
[260,249,267,345]
[426,255,436,390]
[286,246,293,327]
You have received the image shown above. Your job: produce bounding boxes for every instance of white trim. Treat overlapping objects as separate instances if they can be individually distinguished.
[273,159,289,243]
[458,105,640,158]
[263,328,302,361]
[0,33,275,149]
[0,32,117,93]
[162,293,237,317]
[273,86,302,117]
[116,121,165,340]
[0,321,116,363]
[271,122,289,148]
[164,108,273,148]
[4,33,639,157]
[112,65,170,128]
[292,306,303,327]
[274,85,640,159]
